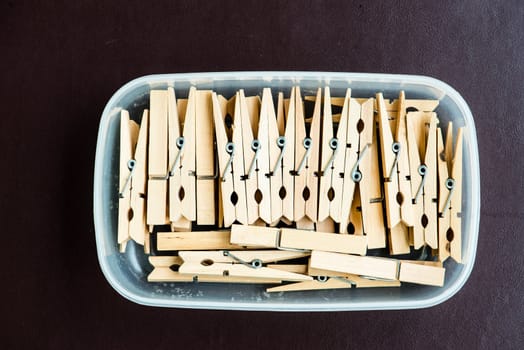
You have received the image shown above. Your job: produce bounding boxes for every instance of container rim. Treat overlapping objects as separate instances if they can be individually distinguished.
[93,71,480,311]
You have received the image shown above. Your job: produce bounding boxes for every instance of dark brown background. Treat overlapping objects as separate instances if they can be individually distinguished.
[1,1,523,349]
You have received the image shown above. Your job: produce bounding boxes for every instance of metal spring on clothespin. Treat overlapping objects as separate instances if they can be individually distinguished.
[221,142,235,182]
[222,250,263,269]
[351,144,370,182]
[246,139,261,179]
[440,178,455,216]
[413,164,428,203]
[270,136,286,176]
[295,137,313,175]
[168,137,185,177]
[322,138,339,174]
[119,159,136,198]
[387,142,401,179]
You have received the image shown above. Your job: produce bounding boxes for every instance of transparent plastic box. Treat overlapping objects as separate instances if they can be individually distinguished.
[94,72,480,311]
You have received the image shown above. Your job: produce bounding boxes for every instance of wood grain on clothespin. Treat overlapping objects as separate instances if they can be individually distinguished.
[309,250,399,280]
[399,261,445,286]
[195,90,216,225]
[279,228,367,255]
[180,87,197,222]
[157,231,242,251]
[147,90,169,228]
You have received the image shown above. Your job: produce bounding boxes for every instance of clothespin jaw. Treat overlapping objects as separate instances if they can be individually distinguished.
[177,250,313,282]
[438,123,463,263]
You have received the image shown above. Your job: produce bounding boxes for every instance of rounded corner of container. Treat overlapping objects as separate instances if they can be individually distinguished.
[94,246,150,308]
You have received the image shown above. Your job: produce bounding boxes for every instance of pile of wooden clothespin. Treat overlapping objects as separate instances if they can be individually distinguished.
[118,86,463,292]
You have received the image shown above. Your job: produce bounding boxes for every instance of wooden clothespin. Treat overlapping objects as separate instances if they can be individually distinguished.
[255,88,273,224]
[356,98,387,248]
[302,88,322,227]
[327,89,352,223]
[437,123,463,263]
[118,109,148,252]
[376,92,414,254]
[406,110,438,249]
[147,90,169,230]
[289,87,314,228]
[167,87,191,231]
[148,256,282,284]
[317,87,339,226]
[338,91,366,234]
[212,92,247,226]
[177,250,313,282]
[178,87,197,223]
[262,89,284,225]
[279,87,297,223]
[194,90,216,225]
[234,90,259,224]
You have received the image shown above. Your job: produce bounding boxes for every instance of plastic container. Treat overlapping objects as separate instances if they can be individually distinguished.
[94,72,480,311]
